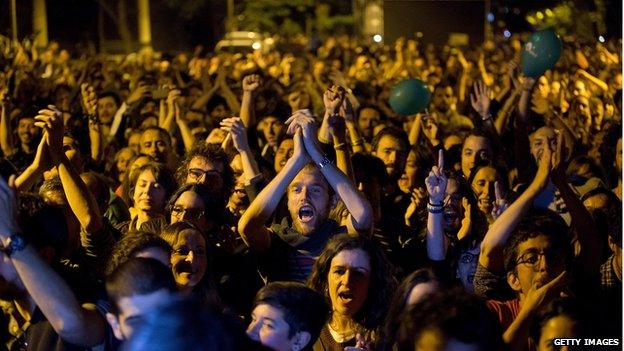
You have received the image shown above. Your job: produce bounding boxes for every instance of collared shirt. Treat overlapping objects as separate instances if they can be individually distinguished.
[601,255,621,290]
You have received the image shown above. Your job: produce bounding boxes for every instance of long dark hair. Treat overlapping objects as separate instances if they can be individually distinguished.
[307,234,396,330]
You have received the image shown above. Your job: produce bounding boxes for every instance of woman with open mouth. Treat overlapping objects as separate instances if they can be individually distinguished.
[308,235,395,350]
[161,221,222,310]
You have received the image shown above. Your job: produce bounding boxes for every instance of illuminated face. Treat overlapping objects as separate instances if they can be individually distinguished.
[260,116,284,146]
[170,191,210,232]
[529,127,557,163]
[274,139,294,173]
[170,229,207,292]
[573,80,588,99]
[358,108,381,140]
[185,156,225,196]
[536,76,550,99]
[461,135,492,179]
[98,96,119,124]
[128,133,141,154]
[537,315,578,351]
[398,149,421,193]
[471,166,500,215]
[116,148,136,182]
[327,249,371,317]
[17,118,38,146]
[140,129,169,164]
[509,234,565,298]
[247,304,301,351]
[374,135,408,181]
[287,167,332,236]
[443,178,462,231]
[132,170,167,214]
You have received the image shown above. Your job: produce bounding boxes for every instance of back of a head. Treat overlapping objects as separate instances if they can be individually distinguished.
[105,231,172,276]
[123,297,246,351]
[106,258,177,311]
[17,193,69,256]
[396,288,503,351]
[254,282,329,350]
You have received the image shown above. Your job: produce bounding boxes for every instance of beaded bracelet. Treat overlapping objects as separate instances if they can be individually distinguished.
[427,206,444,214]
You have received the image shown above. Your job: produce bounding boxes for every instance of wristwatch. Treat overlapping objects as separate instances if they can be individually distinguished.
[2,234,28,257]
[317,155,332,169]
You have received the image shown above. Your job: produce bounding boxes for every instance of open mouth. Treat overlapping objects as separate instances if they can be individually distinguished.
[338,291,355,303]
[298,205,315,223]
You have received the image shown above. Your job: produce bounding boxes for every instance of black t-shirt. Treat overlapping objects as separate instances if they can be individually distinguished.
[258,218,346,282]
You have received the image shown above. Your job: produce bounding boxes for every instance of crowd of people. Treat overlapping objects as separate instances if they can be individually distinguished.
[0,29,621,351]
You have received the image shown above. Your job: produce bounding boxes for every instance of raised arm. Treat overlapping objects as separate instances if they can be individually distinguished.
[295,113,373,233]
[35,106,103,234]
[479,142,552,272]
[0,176,105,347]
[220,117,261,183]
[238,129,309,251]
[550,133,602,275]
[81,83,102,163]
[0,86,16,157]
[425,150,447,261]
[240,74,262,127]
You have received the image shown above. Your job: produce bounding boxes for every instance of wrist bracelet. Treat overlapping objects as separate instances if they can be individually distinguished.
[334,142,347,150]
[428,200,444,207]
[352,139,364,147]
[427,206,444,214]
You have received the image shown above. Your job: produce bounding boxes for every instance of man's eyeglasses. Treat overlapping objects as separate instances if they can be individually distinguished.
[515,249,564,268]
[188,168,222,181]
[171,206,205,220]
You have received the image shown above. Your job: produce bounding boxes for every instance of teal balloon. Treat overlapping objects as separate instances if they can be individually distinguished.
[521,30,562,78]
[389,79,431,115]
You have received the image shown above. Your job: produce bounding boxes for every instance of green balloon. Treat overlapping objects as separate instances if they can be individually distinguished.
[389,79,431,115]
[521,29,562,78]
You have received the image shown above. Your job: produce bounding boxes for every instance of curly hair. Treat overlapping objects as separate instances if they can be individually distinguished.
[174,143,234,200]
[307,234,396,330]
[503,209,571,274]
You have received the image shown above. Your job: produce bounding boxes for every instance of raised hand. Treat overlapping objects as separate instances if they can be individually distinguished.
[323,85,345,115]
[126,82,151,106]
[291,128,311,168]
[470,80,491,119]
[80,83,97,116]
[339,95,355,123]
[491,181,508,220]
[34,105,64,161]
[425,150,447,204]
[242,74,262,94]
[533,135,554,191]
[220,117,250,152]
[405,187,427,224]
[329,68,348,89]
[523,271,568,314]
[457,197,472,241]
